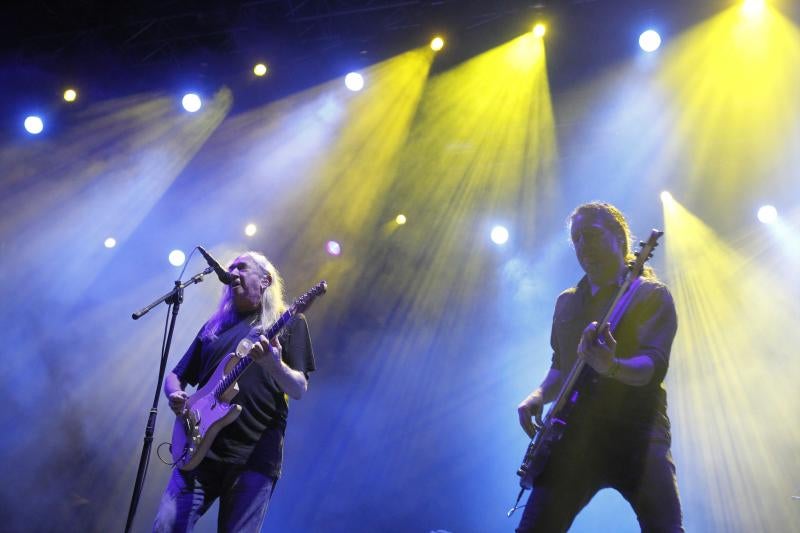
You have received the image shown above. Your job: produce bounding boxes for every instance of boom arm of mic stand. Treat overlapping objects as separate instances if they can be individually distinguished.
[131,267,214,320]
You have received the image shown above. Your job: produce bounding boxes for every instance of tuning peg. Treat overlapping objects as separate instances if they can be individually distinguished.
[639,241,645,246]
[634,251,640,256]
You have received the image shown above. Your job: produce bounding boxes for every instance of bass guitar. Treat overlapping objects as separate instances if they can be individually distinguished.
[510,230,663,515]
[170,281,327,471]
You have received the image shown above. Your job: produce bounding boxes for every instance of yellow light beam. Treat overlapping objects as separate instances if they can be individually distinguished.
[662,196,800,531]
[656,5,800,206]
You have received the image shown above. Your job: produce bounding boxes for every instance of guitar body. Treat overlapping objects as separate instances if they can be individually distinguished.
[518,367,596,488]
[518,424,562,488]
[171,353,243,471]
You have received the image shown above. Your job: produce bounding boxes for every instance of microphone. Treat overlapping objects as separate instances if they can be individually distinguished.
[197,246,233,285]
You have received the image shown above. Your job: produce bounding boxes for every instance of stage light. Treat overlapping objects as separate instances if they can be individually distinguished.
[491,225,509,245]
[660,191,674,203]
[253,63,268,77]
[104,237,117,249]
[326,240,342,256]
[168,249,186,266]
[181,93,202,112]
[396,214,407,225]
[430,37,444,51]
[532,24,546,38]
[639,30,662,52]
[757,205,777,224]
[63,89,77,102]
[24,116,44,134]
[742,0,766,16]
[344,72,364,92]
[244,223,257,236]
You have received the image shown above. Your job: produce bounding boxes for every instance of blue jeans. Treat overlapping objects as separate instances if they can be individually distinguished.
[153,460,276,533]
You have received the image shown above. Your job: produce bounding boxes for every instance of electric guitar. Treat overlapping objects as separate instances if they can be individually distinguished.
[170,281,327,471]
[510,231,663,513]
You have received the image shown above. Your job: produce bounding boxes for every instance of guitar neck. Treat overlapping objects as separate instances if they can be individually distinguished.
[547,274,644,417]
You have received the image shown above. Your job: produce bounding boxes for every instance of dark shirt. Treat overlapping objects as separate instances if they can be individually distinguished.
[173,312,315,478]
[550,275,677,431]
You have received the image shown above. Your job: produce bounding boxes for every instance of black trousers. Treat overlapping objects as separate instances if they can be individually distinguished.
[516,423,683,533]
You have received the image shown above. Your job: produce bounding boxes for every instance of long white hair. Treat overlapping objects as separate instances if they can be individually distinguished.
[200,251,286,340]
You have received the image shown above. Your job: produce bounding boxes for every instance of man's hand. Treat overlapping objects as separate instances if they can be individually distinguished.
[168,391,189,416]
[577,321,617,376]
[517,391,545,439]
[250,335,282,373]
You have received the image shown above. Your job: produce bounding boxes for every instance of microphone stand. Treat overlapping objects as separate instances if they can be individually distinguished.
[124,267,213,533]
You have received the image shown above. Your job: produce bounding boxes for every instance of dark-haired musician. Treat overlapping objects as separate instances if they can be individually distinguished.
[516,203,683,532]
[153,251,315,533]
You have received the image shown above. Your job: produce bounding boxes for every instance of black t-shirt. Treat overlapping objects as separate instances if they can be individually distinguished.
[173,312,315,478]
[550,276,677,432]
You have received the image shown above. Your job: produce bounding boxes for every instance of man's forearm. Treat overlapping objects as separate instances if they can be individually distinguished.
[608,355,655,387]
[164,372,185,397]
[268,362,308,400]
[537,368,563,404]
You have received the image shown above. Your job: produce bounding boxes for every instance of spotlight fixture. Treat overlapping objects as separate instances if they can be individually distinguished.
[639,30,662,52]
[344,72,364,92]
[63,89,78,102]
[245,223,257,236]
[430,37,444,51]
[757,205,778,224]
[396,214,407,225]
[181,93,202,112]
[104,237,117,248]
[24,116,44,134]
[742,0,766,16]
[169,249,186,266]
[491,225,509,245]
[326,240,342,256]
[532,23,546,38]
[253,63,268,77]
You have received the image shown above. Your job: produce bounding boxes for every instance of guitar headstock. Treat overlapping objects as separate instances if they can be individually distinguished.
[628,229,663,277]
[292,281,328,314]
